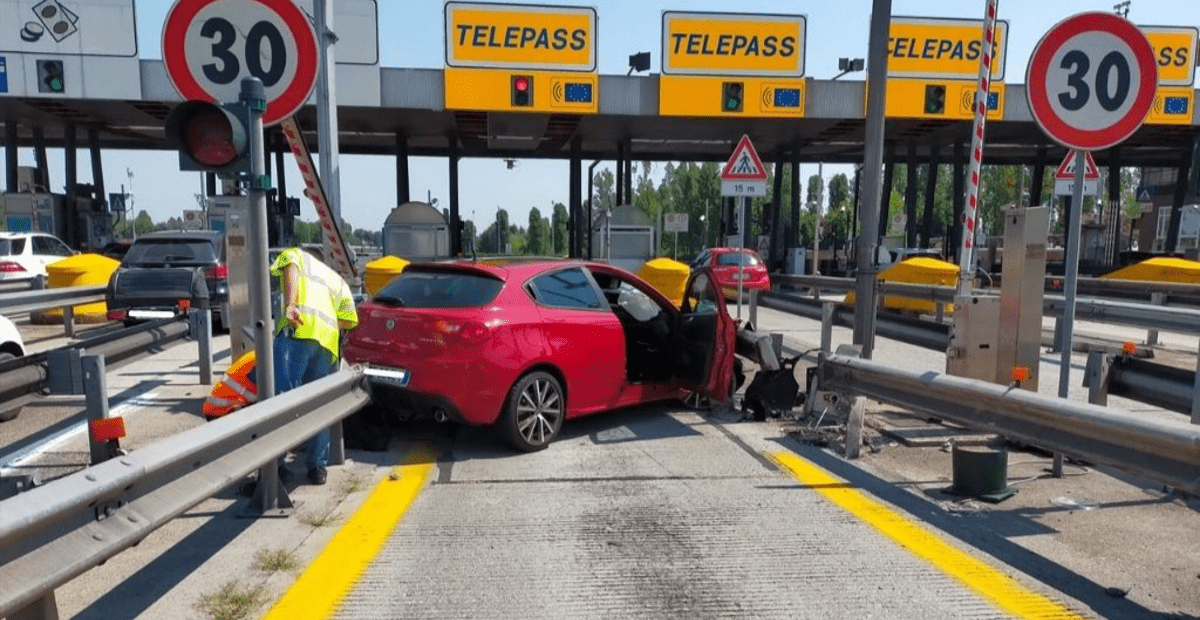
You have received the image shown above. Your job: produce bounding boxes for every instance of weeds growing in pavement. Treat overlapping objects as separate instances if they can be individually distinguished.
[197,581,269,620]
[255,548,301,573]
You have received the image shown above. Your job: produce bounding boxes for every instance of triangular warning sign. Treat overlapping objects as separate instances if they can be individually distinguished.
[1137,188,1152,202]
[1054,151,1100,181]
[721,135,768,181]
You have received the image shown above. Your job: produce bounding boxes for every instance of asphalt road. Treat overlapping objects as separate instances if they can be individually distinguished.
[3,304,1198,619]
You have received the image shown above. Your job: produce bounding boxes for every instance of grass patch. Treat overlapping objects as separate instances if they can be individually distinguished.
[255,548,301,573]
[197,581,269,620]
[300,511,343,528]
[343,474,367,494]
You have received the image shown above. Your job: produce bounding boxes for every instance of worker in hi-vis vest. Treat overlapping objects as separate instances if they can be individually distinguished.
[271,246,359,486]
[202,350,257,420]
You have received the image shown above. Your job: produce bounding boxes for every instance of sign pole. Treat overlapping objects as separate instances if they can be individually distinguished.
[1054,149,1087,476]
[957,0,1000,297]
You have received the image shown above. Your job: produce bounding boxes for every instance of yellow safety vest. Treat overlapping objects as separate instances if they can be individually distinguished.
[270,248,359,362]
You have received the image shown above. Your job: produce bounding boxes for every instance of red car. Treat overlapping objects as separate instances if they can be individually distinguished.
[345,258,736,452]
[692,248,771,300]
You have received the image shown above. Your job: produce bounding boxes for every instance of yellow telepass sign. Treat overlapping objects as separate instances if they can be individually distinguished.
[444,1,597,72]
[659,75,806,118]
[887,16,1009,81]
[1142,26,1198,86]
[661,11,805,77]
[444,67,598,114]
[881,79,1004,120]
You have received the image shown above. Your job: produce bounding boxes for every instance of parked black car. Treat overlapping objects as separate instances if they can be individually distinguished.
[106,230,229,330]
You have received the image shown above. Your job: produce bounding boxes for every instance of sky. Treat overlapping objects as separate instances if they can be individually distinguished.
[4,0,1200,235]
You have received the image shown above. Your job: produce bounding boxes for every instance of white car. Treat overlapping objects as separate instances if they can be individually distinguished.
[0,314,24,361]
[0,232,75,287]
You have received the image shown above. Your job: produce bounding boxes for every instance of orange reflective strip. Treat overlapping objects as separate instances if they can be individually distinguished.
[90,417,126,442]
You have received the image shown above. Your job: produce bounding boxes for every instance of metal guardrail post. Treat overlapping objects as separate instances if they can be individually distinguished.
[821,302,834,353]
[1147,292,1165,345]
[47,348,83,395]
[328,422,345,466]
[9,591,57,620]
[63,306,75,339]
[83,355,120,466]
[190,308,213,385]
[1085,351,1110,407]
[748,290,758,327]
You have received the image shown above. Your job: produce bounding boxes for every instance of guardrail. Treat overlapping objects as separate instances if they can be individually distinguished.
[0,284,108,337]
[0,368,371,619]
[814,352,1200,495]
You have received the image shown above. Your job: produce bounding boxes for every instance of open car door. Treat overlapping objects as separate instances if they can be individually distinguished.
[676,269,736,401]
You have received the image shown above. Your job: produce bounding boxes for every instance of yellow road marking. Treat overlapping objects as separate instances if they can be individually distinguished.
[261,447,436,620]
[768,451,1087,620]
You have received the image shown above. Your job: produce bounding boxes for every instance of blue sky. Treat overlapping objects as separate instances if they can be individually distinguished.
[6,0,1200,233]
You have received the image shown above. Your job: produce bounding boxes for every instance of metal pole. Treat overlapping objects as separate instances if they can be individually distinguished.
[83,354,111,465]
[587,159,600,259]
[958,0,999,296]
[1055,149,1087,477]
[737,196,747,321]
[852,0,892,359]
[314,0,341,223]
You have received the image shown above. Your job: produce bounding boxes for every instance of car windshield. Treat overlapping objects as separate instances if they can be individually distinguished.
[375,270,502,308]
[124,239,218,266]
[717,252,760,267]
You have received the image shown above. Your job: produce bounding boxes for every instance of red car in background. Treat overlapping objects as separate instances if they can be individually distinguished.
[345,258,736,452]
[691,247,771,301]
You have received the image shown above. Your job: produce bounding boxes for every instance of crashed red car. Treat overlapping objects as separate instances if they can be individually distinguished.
[344,258,736,452]
[692,247,771,300]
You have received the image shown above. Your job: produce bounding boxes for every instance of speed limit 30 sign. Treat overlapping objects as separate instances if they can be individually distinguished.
[1026,12,1157,151]
[162,0,318,126]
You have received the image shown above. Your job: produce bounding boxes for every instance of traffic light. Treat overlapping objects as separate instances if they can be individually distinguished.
[164,100,251,174]
[511,74,533,107]
[722,81,744,113]
[36,59,64,93]
[924,84,946,115]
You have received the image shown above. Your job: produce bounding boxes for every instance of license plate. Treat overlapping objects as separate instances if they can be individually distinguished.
[365,365,410,388]
[129,310,175,319]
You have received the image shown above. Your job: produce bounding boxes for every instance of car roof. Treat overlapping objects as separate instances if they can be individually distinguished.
[710,247,760,255]
[132,230,223,242]
[405,257,623,281]
[0,231,54,239]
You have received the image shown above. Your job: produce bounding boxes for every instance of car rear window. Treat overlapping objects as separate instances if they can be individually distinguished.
[374,270,502,308]
[0,238,23,255]
[717,252,761,267]
[123,239,219,266]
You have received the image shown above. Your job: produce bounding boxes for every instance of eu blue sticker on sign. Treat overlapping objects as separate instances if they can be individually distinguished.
[0,56,7,93]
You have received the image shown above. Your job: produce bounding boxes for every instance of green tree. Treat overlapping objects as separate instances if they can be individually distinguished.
[593,168,615,212]
[551,202,569,255]
[526,207,549,255]
[133,210,155,235]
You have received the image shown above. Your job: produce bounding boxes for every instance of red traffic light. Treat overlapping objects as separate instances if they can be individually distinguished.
[511,75,533,107]
[514,76,529,93]
[165,100,250,174]
[184,107,241,168]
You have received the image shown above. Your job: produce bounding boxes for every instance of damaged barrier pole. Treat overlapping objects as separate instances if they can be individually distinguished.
[83,355,124,465]
[190,307,213,385]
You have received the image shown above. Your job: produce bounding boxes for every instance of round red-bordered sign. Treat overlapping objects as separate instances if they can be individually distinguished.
[162,0,318,126]
[1026,12,1157,152]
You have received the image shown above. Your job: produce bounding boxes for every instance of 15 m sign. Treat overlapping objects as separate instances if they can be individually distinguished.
[163,0,319,125]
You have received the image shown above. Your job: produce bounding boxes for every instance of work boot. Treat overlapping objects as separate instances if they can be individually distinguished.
[307,467,327,485]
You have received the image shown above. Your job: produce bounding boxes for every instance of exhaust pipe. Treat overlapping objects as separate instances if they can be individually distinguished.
[433,409,449,423]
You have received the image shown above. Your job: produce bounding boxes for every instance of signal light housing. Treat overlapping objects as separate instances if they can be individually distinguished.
[165,100,251,174]
[36,59,65,93]
[511,74,533,107]
[721,81,744,113]
[923,84,946,115]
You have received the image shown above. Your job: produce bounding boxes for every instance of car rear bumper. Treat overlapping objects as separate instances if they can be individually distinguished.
[346,347,506,425]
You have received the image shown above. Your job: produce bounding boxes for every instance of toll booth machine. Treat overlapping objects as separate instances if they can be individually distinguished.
[2,167,113,250]
[592,204,657,273]
[381,201,450,262]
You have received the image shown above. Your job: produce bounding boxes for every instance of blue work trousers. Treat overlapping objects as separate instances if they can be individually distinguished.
[274,331,336,470]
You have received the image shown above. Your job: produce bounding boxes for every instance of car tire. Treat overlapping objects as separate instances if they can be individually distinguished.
[500,371,564,452]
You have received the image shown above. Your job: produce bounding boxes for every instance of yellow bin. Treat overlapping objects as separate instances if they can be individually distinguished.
[844,256,958,315]
[1101,256,1200,283]
[637,257,690,307]
[365,255,409,296]
[31,253,120,325]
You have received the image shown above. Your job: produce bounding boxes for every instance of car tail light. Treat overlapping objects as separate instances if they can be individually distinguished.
[434,319,489,344]
[205,264,228,279]
[0,262,26,273]
[107,309,127,320]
